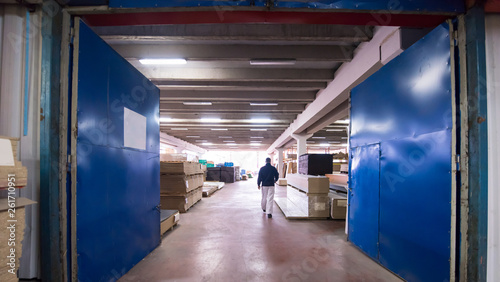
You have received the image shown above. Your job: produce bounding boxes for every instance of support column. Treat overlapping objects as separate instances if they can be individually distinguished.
[292,133,313,157]
[277,148,284,178]
[40,1,63,281]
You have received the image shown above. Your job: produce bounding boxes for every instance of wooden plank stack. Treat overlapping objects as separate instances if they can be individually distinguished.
[0,137,27,189]
[0,198,36,282]
[160,161,204,213]
[275,173,330,219]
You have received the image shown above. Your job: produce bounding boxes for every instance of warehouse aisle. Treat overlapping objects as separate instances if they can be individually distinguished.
[119,180,401,282]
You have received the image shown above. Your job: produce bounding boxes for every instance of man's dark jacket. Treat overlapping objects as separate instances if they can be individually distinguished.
[257,163,279,187]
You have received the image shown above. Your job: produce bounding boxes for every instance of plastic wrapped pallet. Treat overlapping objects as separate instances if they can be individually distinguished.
[206,167,221,181]
[298,154,333,176]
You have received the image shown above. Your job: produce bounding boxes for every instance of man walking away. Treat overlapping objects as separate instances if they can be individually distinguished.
[257,157,280,218]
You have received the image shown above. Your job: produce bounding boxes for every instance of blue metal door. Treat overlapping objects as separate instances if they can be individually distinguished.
[71,19,160,282]
[348,144,380,260]
[350,23,453,282]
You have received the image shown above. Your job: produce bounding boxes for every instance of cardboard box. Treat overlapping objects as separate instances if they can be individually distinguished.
[160,174,204,195]
[329,193,347,219]
[287,174,330,194]
[286,186,330,218]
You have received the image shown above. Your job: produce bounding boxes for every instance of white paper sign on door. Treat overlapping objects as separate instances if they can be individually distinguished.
[124,108,147,150]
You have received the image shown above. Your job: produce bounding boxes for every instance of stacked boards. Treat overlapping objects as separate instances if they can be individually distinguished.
[275,174,331,219]
[202,181,224,197]
[160,210,180,236]
[0,136,27,188]
[160,162,204,213]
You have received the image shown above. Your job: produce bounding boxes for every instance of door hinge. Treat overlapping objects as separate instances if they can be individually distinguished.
[67,155,72,172]
[70,27,75,44]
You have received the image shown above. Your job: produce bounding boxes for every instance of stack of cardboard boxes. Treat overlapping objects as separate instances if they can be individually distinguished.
[160,162,204,213]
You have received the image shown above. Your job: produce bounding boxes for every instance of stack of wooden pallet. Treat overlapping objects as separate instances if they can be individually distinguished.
[160,162,204,213]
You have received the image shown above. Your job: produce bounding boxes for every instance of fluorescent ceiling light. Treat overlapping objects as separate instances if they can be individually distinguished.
[226,143,237,146]
[183,102,212,106]
[326,129,344,132]
[171,128,188,131]
[229,147,238,149]
[160,117,174,122]
[329,141,341,144]
[341,144,349,147]
[250,59,296,66]
[319,143,330,147]
[201,118,222,123]
[250,118,273,123]
[341,137,348,139]
[250,143,262,146]
[250,141,262,143]
[195,140,208,143]
[219,136,232,139]
[334,119,350,124]
[186,135,200,138]
[250,103,278,106]
[250,136,264,139]
[201,143,212,146]
[223,140,235,143]
[250,129,267,131]
[307,141,316,144]
[211,128,228,131]
[140,58,187,65]
[312,136,326,139]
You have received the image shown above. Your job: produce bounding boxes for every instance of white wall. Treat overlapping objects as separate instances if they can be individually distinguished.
[0,6,41,279]
[486,13,500,282]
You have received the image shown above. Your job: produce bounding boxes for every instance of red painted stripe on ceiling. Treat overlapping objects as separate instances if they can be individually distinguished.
[82,11,450,28]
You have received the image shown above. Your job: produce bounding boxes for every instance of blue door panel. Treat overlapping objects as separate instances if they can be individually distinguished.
[350,23,452,148]
[379,130,451,282]
[349,23,453,282]
[76,20,160,282]
[107,57,160,153]
[348,144,380,260]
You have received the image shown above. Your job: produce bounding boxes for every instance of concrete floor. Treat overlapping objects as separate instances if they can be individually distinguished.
[119,180,402,282]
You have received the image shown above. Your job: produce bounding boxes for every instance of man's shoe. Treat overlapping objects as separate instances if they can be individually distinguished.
[268,214,272,218]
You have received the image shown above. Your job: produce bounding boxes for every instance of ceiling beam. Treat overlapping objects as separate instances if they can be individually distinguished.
[160,132,206,154]
[154,80,327,91]
[159,103,305,112]
[133,66,334,81]
[159,90,316,102]
[267,26,403,153]
[112,44,354,62]
[95,24,372,43]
